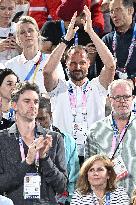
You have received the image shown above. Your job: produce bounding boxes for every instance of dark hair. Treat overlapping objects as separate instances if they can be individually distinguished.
[11,81,40,103]
[122,0,133,7]
[39,97,51,113]
[0,68,19,86]
[110,0,133,7]
[65,45,89,62]
[77,154,116,195]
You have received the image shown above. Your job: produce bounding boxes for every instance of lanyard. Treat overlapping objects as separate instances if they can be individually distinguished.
[61,20,78,45]
[24,53,45,82]
[74,32,78,45]
[132,101,136,113]
[18,127,39,171]
[112,24,136,72]
[68,80,90,121]
[105,192,110,205]
[110,116,129,159]
[60,20,66,36]
[93,192,110,205]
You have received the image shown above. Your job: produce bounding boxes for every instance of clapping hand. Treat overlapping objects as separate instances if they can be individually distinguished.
[65,12,79,41]
[26,135,52,165]
[81,5,93,34]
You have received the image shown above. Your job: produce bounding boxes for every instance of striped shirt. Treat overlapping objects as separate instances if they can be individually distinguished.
[71,187,129,205]
[85,113,136,196]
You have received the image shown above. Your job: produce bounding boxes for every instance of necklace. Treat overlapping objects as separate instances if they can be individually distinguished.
[97,195,105,205]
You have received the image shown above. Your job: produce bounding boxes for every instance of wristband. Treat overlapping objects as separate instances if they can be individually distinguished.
[60,36,69,46]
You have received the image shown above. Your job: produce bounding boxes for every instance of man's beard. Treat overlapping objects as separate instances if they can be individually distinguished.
[113,110,131,120]
[69,70,87,81]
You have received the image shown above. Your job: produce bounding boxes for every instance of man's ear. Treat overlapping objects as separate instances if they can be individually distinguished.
[128,7,134,15]
[12,101,17,111]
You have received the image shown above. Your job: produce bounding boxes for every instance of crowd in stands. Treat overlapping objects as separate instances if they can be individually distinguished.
[0,0,136,204]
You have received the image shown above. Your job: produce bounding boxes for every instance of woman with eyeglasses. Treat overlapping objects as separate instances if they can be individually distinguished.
[71,154,129,205]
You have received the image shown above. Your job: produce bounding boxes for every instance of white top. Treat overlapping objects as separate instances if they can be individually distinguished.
[0,22,19,64]
[49,77,107,140]
[0,195,14,205]
[5,51,65,93]
[71,187,130,205]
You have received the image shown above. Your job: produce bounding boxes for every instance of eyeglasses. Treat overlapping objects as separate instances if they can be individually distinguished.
[110,95,132,102]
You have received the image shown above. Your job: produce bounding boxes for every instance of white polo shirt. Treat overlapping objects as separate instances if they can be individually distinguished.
[5,51,65,93]
[49,77,107,139]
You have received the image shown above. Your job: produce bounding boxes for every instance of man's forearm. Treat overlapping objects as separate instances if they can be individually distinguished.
[43,42,67,75]
[88,29,114,68]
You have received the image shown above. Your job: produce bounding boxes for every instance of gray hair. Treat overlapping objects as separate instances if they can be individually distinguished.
[108,79,134,96]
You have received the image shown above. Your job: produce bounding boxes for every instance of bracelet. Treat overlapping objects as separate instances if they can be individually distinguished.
[60,36,69,46]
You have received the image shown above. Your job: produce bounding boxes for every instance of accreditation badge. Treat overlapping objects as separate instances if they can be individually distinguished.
[112,155,128,181]
[72,121,88,145]
[24,173,41,199]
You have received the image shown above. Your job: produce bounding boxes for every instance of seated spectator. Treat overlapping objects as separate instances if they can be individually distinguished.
[0,82,67,205]
[97,0,136,79]
[5,16,65,94]
[0,68,18,123]
[0,195,14,205]
[71,154,129,205]
[0,0,20,64]
[85,79,136,196]
[36,96,80,204]
[29,0,61,29]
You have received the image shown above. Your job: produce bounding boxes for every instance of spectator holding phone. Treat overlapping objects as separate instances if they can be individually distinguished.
[0,0,21,64]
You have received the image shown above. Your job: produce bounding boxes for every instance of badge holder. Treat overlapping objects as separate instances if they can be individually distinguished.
[112,155,128,181]
[24,151,41,200]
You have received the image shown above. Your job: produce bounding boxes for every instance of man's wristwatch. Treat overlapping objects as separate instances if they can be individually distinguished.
[60,36,69,46]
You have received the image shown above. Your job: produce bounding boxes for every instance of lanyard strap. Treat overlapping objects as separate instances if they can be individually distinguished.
[24,53,45,82]
[93,192,110,205]
[61,20,66,36]
[18,127,39,170]
[110,116,129,159]
[105,192,110,205]
[68,81,90,120]
[112,24,136,72]
[74,32,78,45]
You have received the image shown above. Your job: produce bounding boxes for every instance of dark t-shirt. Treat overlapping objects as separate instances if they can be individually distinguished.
[40,20,91,47]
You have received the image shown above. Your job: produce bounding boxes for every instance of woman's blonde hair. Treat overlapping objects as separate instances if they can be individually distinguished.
[76,154,117,195]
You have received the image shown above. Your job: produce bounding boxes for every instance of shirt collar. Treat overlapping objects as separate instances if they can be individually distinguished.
[8,122,46,137]
[109,112,136,127]
[115,23,135,35]
[20,50,41,64]
[68,78,89,89]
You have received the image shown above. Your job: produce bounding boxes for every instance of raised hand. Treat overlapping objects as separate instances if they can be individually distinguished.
[65,11,79,41]
[82,5,93,34]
